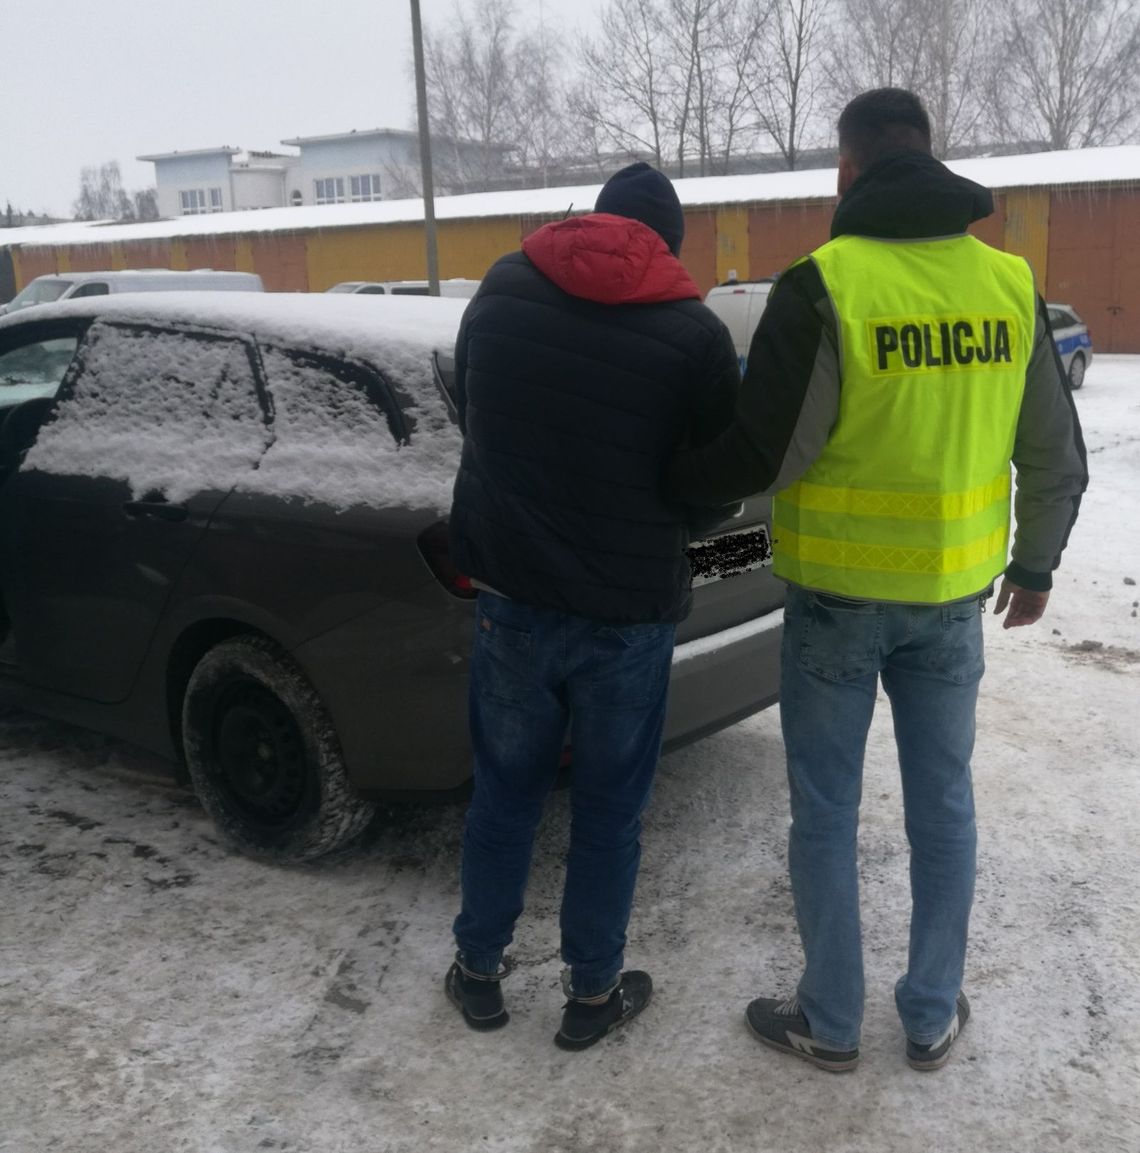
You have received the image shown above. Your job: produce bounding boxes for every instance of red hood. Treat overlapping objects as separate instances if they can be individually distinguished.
[522,214,701,305]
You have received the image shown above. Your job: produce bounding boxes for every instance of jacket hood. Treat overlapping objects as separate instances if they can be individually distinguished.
[522,214,702,305]
[832,150,994,240]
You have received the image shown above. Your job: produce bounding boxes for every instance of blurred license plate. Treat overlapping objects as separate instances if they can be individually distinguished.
[687,524,773,587]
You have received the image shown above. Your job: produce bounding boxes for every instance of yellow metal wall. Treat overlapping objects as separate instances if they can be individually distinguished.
[715,206,750,283]
[304,217,523,290]
[1003,188,1050,287]
[12,186,1138,350]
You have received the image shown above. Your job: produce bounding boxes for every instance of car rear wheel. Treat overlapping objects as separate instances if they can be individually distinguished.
[1068,352,1086,390]
[182,635,374,862]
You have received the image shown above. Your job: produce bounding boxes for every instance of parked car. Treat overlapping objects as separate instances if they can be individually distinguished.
[0,270,264,317]
[326,279,480,299]
[704,278,774,372]
[0,293,783,861]
[1047,303,1093,390]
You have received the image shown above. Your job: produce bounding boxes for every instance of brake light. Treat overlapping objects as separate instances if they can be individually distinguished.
[417,520,478,600]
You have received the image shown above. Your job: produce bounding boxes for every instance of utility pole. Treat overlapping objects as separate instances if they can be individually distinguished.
[410,0,440,295]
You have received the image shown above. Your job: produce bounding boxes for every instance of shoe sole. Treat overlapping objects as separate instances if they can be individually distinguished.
[907,1052,952,1071]
[746,1016,860,1073]
[444,970,509,1032]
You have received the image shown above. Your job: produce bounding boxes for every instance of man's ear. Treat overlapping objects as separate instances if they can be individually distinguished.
[837,152,858,198]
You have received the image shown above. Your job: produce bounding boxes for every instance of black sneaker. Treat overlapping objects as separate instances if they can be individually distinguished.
[906,992,970,1071]
[444,957,509,1031]
[745,995,860,1072]
[554,970,653,1051]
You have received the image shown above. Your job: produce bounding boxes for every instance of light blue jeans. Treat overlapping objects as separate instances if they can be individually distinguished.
[779,583,985,1049]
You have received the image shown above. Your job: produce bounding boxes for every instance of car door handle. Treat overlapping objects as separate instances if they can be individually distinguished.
[122,500,189,523]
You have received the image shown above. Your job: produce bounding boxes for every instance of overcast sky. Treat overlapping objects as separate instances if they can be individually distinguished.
[3,0,604,218]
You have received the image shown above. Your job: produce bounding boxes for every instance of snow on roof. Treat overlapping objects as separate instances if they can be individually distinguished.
[136,146,242,161]
[5,145,1140,251]
[0,290,467,362]
[280,127,416,145]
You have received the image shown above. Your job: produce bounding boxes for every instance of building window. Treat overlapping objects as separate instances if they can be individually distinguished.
[314,177,345,205]
[179,188,225,215]
[180,189,207,215]
[350,174,382,202]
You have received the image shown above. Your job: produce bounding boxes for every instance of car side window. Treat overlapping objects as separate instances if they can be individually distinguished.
[356,285,387,294]
[0,335,80,405]
[251,345,432,510]
[24,321,271,500]
[69,282,110,298]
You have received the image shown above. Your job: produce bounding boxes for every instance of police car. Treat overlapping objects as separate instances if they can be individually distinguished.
[1047,303,1093,390]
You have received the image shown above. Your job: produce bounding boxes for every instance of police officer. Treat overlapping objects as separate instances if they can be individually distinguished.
[668,87,1087,1072]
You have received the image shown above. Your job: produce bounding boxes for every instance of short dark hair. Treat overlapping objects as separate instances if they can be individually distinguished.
[838,88,932,171]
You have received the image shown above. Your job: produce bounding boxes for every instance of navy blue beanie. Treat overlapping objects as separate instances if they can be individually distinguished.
[594,162,685,256]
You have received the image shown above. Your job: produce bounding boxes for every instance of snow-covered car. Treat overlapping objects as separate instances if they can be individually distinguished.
[0,293,783,862]
[1047,303,1093,390]
[326,278,480,299]
[0,269,264,317]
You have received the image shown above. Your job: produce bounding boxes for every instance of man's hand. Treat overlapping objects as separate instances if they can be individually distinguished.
[993,578,1050,629]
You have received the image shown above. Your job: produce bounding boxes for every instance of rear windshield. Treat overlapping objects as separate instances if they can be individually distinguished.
[6,279,72,312]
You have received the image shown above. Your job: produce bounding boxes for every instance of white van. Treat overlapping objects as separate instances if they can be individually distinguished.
[0,269,264,316]
[325,278,480,299]
[704,278,775,372]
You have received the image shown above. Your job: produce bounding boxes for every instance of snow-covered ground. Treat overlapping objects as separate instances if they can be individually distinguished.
[1,359,1137,1153]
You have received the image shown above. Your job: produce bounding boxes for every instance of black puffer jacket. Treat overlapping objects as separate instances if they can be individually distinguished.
[449,213,739,624]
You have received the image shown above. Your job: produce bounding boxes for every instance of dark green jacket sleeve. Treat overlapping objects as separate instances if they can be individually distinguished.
[1005,297,1088,590]
[666,261,840,506]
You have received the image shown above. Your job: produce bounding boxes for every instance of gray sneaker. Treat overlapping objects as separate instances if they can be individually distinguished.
[906,992,971,1071]
[745,995,860,1072]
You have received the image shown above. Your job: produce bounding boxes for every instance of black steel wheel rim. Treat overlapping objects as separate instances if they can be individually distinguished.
[210,680,310,828]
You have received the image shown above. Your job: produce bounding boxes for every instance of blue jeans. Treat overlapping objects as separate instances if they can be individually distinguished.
[453,593,675,998]
[780,584,984,1049]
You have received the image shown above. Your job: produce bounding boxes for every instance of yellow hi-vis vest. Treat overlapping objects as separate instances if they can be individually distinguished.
[772,233,1037,603]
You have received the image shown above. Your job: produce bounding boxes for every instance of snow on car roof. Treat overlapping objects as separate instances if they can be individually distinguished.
[0,291,468,365]
[8,293,469,516]
[4,145,1139,249]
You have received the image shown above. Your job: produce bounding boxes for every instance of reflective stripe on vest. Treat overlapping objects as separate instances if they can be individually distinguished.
[772,234,1037,604]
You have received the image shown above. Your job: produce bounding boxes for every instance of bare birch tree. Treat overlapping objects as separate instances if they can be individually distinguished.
[995,0,1140,148]
[751,0,831,169]
[574,0,673,166]
[825,0,987,156]
[422,0,519,191]
[662,0,772,175]
[706,0,773,172]
[825,0,928,99]
[512,20,564,187]
[920,0,988,156]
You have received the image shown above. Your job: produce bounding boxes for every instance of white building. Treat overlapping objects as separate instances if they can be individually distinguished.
[280,129,423,206]
[140,128,505,218]
[137,147,297,218]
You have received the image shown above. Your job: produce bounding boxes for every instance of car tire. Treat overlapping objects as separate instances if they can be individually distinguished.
[1068,352,1086,390]
[182,634,374,862]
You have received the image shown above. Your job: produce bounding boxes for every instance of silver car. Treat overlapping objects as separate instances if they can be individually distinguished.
[1047,303,1093,390]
